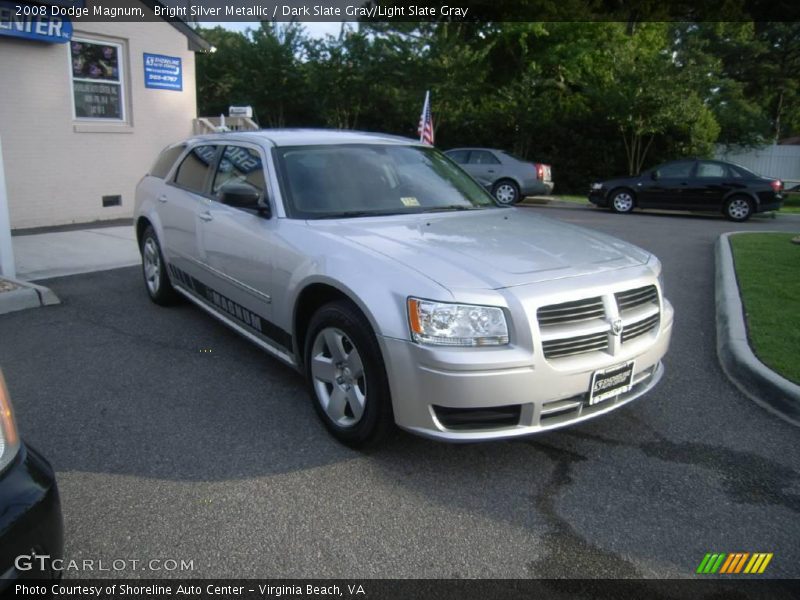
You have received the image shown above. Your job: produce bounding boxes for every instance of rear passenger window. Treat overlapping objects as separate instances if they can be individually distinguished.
[469,151,500,165]
[212,146,266,196]
[174,145,218,194]
[697,162,727,178]
[149,144,186,179]
[446,150,469,164]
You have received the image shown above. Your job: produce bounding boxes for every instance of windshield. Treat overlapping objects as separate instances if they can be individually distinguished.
[274,144,498,219]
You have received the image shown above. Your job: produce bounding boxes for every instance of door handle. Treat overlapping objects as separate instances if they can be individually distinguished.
[198,212,213,222]
[158,195,168,203]
[488,169,495,173]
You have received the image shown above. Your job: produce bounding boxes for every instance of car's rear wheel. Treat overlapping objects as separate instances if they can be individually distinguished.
[724,196,753,222]
[140,226,179,305]
[492,179,520,205]
[610,189,635,214]
[305,301,393,447]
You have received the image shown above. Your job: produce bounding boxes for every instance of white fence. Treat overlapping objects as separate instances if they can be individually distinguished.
[715,144,800,188]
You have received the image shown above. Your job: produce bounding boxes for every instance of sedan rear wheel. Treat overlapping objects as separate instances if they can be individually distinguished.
[725,196,753,222]
[610,190,635,214]
[492,180,520,205]
[305,301,393,447]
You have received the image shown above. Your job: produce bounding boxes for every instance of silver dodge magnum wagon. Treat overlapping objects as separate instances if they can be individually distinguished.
[134,130,673,446]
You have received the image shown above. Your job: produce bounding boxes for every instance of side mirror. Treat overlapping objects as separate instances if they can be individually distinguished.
[219,183,269,216]
[650,171,659,181]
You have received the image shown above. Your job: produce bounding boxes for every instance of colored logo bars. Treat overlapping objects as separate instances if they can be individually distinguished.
[696,552,773,574]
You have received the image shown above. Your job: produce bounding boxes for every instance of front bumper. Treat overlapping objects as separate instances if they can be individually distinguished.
[0,444,63,590]
[588,190,607,206]
[380,278,674,442]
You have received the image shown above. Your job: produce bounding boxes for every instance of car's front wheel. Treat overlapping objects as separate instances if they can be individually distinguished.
[305,301,393,447]
[610,189,635,214]
[724,196,753,222]
[140,225,179,305]
[492,179,521,205]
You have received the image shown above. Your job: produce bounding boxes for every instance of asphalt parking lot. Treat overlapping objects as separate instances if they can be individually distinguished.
[1,206,798,579]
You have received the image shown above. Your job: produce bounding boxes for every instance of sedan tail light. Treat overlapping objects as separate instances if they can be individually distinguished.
[770,179,783,193]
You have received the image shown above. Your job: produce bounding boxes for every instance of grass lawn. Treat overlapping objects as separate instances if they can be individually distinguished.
[554,194,591,205]
[780,192,800,214]
[730,232,800,384]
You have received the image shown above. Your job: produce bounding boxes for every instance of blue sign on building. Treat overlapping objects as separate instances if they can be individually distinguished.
[143,53,183,92]
[0,1,72,44]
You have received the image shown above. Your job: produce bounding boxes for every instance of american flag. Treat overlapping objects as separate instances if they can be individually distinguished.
[417,90,434,145]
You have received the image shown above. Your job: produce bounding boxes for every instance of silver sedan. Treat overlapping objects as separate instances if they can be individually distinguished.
[134,130,672,446]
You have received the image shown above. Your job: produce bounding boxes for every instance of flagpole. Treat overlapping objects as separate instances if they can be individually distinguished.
[419,90,429,143]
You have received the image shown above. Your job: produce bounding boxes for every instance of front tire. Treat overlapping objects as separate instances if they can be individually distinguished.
[492,179,521,205]
[610,189,635,214]
[724,196,753,222]
[305,301,393,447]
[140,225,179,305]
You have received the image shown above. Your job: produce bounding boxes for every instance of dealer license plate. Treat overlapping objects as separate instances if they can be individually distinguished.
[589,361,635,405]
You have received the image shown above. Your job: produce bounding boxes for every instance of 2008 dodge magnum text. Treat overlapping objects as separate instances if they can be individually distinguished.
[134,130,673,446]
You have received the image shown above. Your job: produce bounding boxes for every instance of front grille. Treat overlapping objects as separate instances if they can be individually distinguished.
[615,285,658,312]
[542,331,609,359]
[621,314,660,343]
[537,284,661,361]
[537,296,605,326]
[434,404,521,430]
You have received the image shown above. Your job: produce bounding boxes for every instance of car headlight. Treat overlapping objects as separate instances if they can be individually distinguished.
[0,371,21,474]
[647,255,664,296]
[407,298,509,346]
[591,183,603,191]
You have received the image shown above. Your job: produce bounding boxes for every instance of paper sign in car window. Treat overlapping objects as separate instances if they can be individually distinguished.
[401,197,420,207]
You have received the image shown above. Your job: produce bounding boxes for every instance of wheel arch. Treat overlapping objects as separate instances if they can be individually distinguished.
[292,281,382,370]
[722,190,759,210]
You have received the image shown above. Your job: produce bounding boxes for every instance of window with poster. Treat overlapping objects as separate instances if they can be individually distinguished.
[69,38,126,121]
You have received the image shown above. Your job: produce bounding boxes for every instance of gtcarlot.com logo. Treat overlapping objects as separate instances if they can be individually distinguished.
[15,555,195,572]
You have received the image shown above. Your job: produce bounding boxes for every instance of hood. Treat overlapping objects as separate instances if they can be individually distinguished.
[308,209,650,290]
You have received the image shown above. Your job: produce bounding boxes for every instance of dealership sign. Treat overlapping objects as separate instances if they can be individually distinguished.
[144,53,183,91]
[0,1,73,43]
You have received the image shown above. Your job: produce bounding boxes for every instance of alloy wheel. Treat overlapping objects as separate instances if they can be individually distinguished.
[494,183,518,205]
[310,327,367,427]
[142,237,161,296]
[727,198,751,221]
[613,192,634,213]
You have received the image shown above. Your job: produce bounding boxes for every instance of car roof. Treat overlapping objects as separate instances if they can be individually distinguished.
[183,129,419,148]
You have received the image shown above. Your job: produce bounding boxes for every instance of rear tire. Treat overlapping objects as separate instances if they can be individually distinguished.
[304,301,394,447]
[140,226,179,305]
[724,196,753,222]
[492,179,521,205]
[610,189,635,214]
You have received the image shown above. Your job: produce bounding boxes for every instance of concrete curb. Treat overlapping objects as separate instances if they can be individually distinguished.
[519,197,592,209]
[715,233,800,427]
[0,276,60,316]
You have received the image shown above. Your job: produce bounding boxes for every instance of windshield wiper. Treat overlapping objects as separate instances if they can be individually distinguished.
[314,209,409,219]
[420,205,484,212]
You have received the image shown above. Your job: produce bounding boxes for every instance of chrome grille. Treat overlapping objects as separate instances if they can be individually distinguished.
[537,297,605,326]
[537,284,661,361]
[615,285,658,312]
[621,314,660,343]
[542,331,609,359]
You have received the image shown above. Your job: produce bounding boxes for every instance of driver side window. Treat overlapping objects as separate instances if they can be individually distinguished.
[212,146,266,199]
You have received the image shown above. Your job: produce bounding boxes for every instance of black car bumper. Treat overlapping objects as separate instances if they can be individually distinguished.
[757,199,783,213]
[588,190,607,206]
[0,444,63,591]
